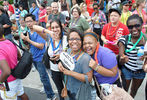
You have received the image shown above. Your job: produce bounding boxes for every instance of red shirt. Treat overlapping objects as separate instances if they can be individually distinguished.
[86,0,94,16]
[102,22,130,55]
[8,4,14,14]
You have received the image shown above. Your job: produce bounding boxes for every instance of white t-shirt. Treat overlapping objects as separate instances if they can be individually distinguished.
[47,35,68,71]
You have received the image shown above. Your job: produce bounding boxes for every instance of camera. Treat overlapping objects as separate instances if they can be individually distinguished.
[23,31,28,36]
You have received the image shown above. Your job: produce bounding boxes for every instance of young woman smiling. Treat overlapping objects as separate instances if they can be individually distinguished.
[118,14,146,98]
[58,28,93,100]
[83,32,120,97]
[32,19,68,100]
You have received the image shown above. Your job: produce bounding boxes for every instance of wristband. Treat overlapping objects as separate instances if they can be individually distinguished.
[42,29,45,33]
[94,65,99,71]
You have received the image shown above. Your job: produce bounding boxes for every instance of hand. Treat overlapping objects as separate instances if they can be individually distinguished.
[89,58,97,70]
[20,32,30,42]
[0,84,5,90]
[50,54,60,61]
[103,39,109,44]
[120,55,129,64]
[58,62,70,75]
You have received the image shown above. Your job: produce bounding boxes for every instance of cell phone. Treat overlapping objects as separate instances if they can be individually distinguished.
[23,31,28,36]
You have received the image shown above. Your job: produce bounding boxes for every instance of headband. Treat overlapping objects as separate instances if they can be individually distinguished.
[84,32,98,40]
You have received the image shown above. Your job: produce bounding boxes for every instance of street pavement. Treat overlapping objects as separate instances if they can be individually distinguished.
[22,68,146,100]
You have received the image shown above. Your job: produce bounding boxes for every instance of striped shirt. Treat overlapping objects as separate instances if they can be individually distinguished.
[15,8,20,21]
[118,35,144,71]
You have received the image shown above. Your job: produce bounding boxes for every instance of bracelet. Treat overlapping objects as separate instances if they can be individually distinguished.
[94,65,99,71]
[42,29,45,33]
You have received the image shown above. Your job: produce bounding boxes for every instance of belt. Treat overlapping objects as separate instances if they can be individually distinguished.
[125,67,144,74]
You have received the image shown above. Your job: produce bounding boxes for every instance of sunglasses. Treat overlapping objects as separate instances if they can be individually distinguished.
[127,24,141,29]
[93,7,98,10]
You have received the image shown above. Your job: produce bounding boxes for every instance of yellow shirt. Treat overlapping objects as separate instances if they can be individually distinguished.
[120,11,132,25]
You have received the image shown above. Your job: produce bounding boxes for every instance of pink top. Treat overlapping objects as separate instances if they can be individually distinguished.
[132,9,147,33]
[39,9,46,22]
[0,40,17,82]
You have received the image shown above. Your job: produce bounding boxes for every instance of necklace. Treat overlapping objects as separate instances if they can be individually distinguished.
[107,22,120,37]
[125,32,143,53]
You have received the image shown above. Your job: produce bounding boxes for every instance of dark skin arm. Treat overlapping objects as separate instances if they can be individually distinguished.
[118,42,129,65]
[0,60,11,82]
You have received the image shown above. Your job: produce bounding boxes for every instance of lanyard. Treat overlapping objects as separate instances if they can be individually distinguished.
[71,17,80,27]
[125,32,143,53]
[94,43,100,64]
[50,38,62,54]
[70,49,83,63]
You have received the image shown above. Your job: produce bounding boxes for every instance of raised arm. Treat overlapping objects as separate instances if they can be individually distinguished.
[33,25,53,40]
[36,0,42,8]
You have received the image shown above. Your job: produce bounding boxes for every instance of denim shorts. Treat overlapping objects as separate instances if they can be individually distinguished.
[122,67,146,80]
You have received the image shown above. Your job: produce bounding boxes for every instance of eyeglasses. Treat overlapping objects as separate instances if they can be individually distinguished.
[25,20,34,23]
[69,38,81,41]
[127,24,141,29]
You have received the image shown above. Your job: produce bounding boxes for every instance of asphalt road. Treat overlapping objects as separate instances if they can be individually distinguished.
[22,68,146,100]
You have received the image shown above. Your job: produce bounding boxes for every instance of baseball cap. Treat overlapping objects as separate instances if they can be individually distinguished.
[109,8,121,15]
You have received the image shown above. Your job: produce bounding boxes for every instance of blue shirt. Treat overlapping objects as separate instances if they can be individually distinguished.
[29,31,46,61]
[15,8,21,21]
[29,7,39,21]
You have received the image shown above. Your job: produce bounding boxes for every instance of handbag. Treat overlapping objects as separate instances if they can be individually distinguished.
[61,76,68,98]
[94,75,134,100]
[42,41,50,69]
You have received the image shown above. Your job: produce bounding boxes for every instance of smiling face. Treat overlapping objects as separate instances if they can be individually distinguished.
[51,21,61,40]
[83,35,97,56]
[68,32,82,53]
[127,19,142,38]
[72,8,80,19]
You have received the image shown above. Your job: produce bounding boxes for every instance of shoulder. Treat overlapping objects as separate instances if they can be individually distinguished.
[99,46,115,56]
[80,52,91,61]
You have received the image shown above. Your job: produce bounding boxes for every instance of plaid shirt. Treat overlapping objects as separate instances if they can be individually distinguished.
[91,10,107,29]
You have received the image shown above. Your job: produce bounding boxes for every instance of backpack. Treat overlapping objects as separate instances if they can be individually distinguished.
[8,39,33,79]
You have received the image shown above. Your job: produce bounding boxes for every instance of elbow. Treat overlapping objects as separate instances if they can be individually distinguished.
[4,69,11,77]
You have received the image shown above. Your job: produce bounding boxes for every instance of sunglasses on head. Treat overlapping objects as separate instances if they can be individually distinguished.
[124,4,129,6]
[127,24,141,29]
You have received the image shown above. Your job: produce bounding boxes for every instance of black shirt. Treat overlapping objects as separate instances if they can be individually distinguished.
[0,13,12,35]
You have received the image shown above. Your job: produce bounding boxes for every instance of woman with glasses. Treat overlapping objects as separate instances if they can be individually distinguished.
[118,14,146,98]
[91,2,107,46]
[32,19,68,100]
[58,28,93,100]
[69,7,91,34]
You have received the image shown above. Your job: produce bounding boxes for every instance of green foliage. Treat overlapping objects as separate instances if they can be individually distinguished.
[0,0,13,5]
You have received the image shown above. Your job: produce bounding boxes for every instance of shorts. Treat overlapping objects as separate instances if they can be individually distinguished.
[122,67,146,80]
[0,79,24,100]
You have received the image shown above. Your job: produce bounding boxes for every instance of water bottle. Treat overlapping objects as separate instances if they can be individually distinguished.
[136,46,144,68]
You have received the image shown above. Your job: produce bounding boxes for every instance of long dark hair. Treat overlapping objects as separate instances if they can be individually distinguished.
[50,19,64,40]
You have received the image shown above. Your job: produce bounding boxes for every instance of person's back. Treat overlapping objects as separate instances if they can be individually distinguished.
[0,24,29,100]
[0,40,17,82]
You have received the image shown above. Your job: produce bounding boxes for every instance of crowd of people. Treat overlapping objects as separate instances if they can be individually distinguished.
[0,0,147,100]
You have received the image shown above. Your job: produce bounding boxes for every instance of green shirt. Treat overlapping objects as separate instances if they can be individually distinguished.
[69,17,90,33]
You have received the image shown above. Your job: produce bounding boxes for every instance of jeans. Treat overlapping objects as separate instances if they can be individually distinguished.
[33,61,55,98]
